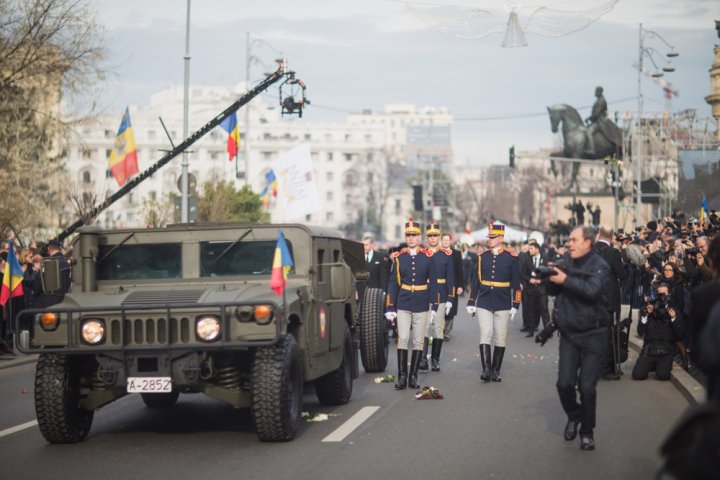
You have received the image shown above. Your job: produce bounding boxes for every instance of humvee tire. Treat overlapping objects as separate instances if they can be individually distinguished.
[141,391,180,408]
[315,327,353,405]
[35,354,94,443]
[359,287,388,373]
[252,335,303,442]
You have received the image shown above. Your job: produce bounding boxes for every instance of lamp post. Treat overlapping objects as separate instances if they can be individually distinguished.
[180,0,191,222]
[635,23,678,226]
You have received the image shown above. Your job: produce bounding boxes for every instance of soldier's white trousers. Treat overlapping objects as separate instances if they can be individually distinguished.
[424,306,445,340]
[397,310,427,350]
[477,308,510,347]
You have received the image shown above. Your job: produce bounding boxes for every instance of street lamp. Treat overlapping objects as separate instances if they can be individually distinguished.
[634,23,679,226]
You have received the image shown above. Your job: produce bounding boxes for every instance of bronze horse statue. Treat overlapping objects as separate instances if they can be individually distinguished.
[547,104,623,188]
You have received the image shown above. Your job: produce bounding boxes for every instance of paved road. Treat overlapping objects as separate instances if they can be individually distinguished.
[0,307,688,479]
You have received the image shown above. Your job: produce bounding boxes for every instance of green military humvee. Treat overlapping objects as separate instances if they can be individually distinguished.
[17,223,389,443]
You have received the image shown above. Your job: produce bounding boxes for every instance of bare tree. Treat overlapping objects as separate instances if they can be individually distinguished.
[64,178,110,226]
[141,194,176,229]
[0,0,107,239]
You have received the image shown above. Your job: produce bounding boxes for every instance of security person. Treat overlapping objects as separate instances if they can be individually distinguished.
[385,218,439,390]
[418,221,454,372]
[34,238,71,308]
[466,223,521,382]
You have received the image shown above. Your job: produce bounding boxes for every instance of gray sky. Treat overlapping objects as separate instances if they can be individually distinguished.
[90,0,719,167]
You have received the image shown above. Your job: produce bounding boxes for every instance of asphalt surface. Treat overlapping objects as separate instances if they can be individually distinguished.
[0,306,689,480]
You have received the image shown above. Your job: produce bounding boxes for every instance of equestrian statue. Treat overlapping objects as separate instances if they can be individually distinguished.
[547,86,624,188]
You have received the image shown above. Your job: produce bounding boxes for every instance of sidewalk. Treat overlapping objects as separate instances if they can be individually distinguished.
[0,351,38,370]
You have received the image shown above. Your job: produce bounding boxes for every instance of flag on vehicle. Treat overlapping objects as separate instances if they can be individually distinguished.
[270,230,293,296]
[219,112,240,161]
[108,107,139,187]
[0,243,24,306]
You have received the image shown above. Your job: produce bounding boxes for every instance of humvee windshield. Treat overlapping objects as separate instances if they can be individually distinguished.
[97,243,182,280]
[200,240,295,277]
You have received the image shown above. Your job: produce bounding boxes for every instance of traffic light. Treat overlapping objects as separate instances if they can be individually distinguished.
[412,185,423,211]
[509,145,515,168]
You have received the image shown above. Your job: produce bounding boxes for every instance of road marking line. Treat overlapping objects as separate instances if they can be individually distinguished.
[322,406,379,443]
[0,420,37,439]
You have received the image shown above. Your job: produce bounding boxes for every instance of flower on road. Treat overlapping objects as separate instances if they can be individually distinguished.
[414,386,444,400]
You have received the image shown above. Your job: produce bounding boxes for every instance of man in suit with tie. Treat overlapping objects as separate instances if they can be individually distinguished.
[520,240,551,337]
[362,236,388,292]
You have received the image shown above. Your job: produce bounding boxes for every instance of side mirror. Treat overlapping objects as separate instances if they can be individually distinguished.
[41,259,62,294]
[329,265,351,300]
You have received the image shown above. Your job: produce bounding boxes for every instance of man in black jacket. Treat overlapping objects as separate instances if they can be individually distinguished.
[594,226,628,379]
[441,233,464,341]
[632,283,683,381]
[537,225,610,451]
[520,240,550,337]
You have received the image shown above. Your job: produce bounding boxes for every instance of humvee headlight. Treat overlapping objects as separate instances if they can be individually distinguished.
[234,306,253,322]
[254,305,274,325]
[81,319,106,345]
[196,316,221,342]
[39,312,60,332]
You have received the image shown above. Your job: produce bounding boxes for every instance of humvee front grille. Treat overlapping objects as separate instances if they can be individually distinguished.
[107,317,192,346]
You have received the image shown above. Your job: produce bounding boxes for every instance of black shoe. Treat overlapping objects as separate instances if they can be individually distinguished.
[525,331,535,337]
[520,327,529,332]
[418,338,429,371]
[479,344,492,382]
[580,435,595,450]
[431,339,443,372]
[564,419,580,441]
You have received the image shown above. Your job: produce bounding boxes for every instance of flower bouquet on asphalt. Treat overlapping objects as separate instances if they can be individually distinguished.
[374,374,397,384]
[414,386,444,400]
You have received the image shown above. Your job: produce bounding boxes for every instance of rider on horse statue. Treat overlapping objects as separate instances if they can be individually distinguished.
[585,86,609,156]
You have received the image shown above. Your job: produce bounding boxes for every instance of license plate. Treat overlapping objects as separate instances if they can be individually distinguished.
[127,377,172,393]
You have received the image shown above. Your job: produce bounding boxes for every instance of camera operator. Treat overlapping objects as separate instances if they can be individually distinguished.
[683,235,712,287]
[632,283,684,381]
[535,225,610,451]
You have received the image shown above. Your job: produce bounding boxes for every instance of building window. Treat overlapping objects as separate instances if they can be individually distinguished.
[326,191,333,201]
[304,133,311,141]
[344,153,352,161]
[365,134,372,143]
[367,172,374,182]
[148,130,157,140]
[104,129,114,139]
[327,152,333,161]
[81,148,93,159]
[326,212,334,221]
[325,133,332,142]
[345,193,352,205]
[344,134,351,142]
[395,199,401,213]
[262,151,275,161]
[105,148,112,159]
[82,171,91,184]
[306,214,311,221]
[345,172,357,186]
[211,151,220,160]
[326,171,333,181]
[106,169,112,178]
[128,193,135,205]
[82,192,91,204]
[149,191,157,201]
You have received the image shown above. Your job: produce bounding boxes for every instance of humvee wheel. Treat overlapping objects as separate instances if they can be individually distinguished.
[141,390,180,408]
[359,287,389,373]
[315,327,353,405]
[252,335,303,442]
[35,354,94,444]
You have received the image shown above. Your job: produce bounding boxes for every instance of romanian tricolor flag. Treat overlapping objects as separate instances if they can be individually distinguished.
[219,112,240,161]
[270,230,294,296]
[700,195,709,226]
[0,243,24,306]
[260,170,278,207]
[108,107,139,187]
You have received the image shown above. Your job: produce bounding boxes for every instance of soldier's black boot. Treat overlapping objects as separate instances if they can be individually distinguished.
[491,346,506,382]
[431,339,443,371]
[409,350,422,389]
[418,338,429,371]
[480,344,492,382]
[395,349,408,390]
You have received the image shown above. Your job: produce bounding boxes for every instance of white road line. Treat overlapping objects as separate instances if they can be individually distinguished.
[0,420,38,439]
[322,406,380,443]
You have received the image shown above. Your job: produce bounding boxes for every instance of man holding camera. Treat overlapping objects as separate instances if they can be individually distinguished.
[632,283,683,381]
[536,226,610,451]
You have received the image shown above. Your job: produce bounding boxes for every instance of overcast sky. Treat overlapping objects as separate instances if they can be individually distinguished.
[89,0,720,168]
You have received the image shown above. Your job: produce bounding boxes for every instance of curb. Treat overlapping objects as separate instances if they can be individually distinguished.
[0,354,38,371]
[627,335,705,405]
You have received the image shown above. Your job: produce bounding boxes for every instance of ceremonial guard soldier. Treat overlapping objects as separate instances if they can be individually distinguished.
[385,218,439,390]
[418,221,454,372]
[466,223,521,382]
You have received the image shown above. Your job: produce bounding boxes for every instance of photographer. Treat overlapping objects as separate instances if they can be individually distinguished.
[535,226,610,451]
[683,235,712,287]
[632,283,684,381]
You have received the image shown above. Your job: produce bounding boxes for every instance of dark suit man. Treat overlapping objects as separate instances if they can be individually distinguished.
[362,236,388,291]
[594,226,627,379]
[520,241,551,336]
[441,233,464,341]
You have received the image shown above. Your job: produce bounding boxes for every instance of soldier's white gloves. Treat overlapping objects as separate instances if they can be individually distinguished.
[445,302,453,315]
[466,306,477,316]
[385,312,397,321]
[510,307,518,321]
